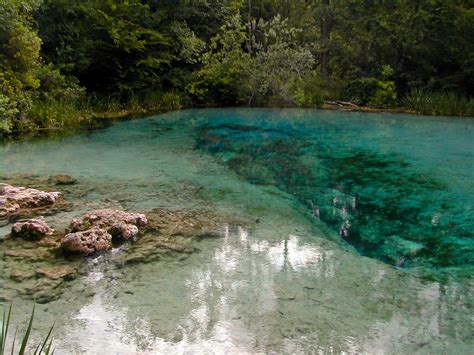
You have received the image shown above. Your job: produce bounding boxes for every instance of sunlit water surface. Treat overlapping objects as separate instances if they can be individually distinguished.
[0,109,473,354]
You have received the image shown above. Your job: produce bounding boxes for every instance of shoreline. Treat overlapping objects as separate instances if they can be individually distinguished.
[2,103,473,141]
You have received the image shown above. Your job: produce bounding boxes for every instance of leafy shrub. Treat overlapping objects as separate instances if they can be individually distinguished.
[187,14,254,105]
[347,66,397,107]
[346,77,380,105]
[291,75,326,108]
[35,64,85,102]
[0,94,18,134]
[368,65,397,107]
[369,80,397,107]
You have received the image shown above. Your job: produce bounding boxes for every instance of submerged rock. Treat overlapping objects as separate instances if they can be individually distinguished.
[9,270,36,282]
[2,231,84,303]
[11,217,54,239]
[4,249,53,262]
[49,174,77,185]
[36,266,77,280]
[25,278,64,304]
[61,228,113,255]
[117,208,236,265]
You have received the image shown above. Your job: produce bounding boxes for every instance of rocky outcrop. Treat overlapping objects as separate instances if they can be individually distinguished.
[1,203,248,303]
[69,209,147,240]
[61,209,148,255]
[11,217,54,239]
[0,184,63,223]
[61,228,113,255]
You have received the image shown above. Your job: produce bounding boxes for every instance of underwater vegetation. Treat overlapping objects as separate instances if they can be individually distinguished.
[197,122,474,279]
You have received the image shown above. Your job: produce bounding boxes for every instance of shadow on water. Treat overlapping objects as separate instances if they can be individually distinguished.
[197,122,474,280]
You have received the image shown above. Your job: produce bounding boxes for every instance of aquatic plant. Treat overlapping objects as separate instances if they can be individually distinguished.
[158,92,182,111]
[403,89,474,117]
[1,304,54,355]
[27,99,92,132]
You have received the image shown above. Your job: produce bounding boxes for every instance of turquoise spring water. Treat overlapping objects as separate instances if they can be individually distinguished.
[0,108,473,353]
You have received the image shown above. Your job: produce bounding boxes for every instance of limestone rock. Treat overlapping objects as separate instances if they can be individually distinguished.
[70,209,147,241]
[0,184,61,219]
[109,222,139,241]
[11,217,54,239]
[61,228,113,255]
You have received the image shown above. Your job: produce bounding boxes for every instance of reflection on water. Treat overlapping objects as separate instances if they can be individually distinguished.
[47,224,473,354]
[26,219,464,354]
[0,108,473,353]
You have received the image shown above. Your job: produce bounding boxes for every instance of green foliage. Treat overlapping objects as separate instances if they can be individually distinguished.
[0,0,85,135]
[291,74,326,108]
[188,13,254,105]
[171,22,205,65]
[403,89,474,117]
[346,65,397,107]
[158,92,182,111]
[368,65,397,107]
[248,15,316,106]
[89,94,122,113]
[1,304,54,355]
[27,99,92,131]
[34,64,85,102]
[369,80,397,107]
[1,0,473,136]
[0,94,18,134]
[37,0,173,94]
[0,0,43,131]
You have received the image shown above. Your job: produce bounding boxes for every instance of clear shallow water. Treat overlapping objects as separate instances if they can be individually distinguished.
[0,108,473,353]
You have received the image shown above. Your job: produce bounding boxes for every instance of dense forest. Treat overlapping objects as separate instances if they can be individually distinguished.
[1,0,473,134]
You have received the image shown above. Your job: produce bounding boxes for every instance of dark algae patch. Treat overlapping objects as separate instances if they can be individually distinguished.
[197,118,474,279]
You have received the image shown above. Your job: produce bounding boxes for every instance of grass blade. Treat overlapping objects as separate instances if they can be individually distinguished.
[1,304,12,355]
[18,304,35,355]
[45,338,54,355]
[35,323,54,355]
[10,328,17,355]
